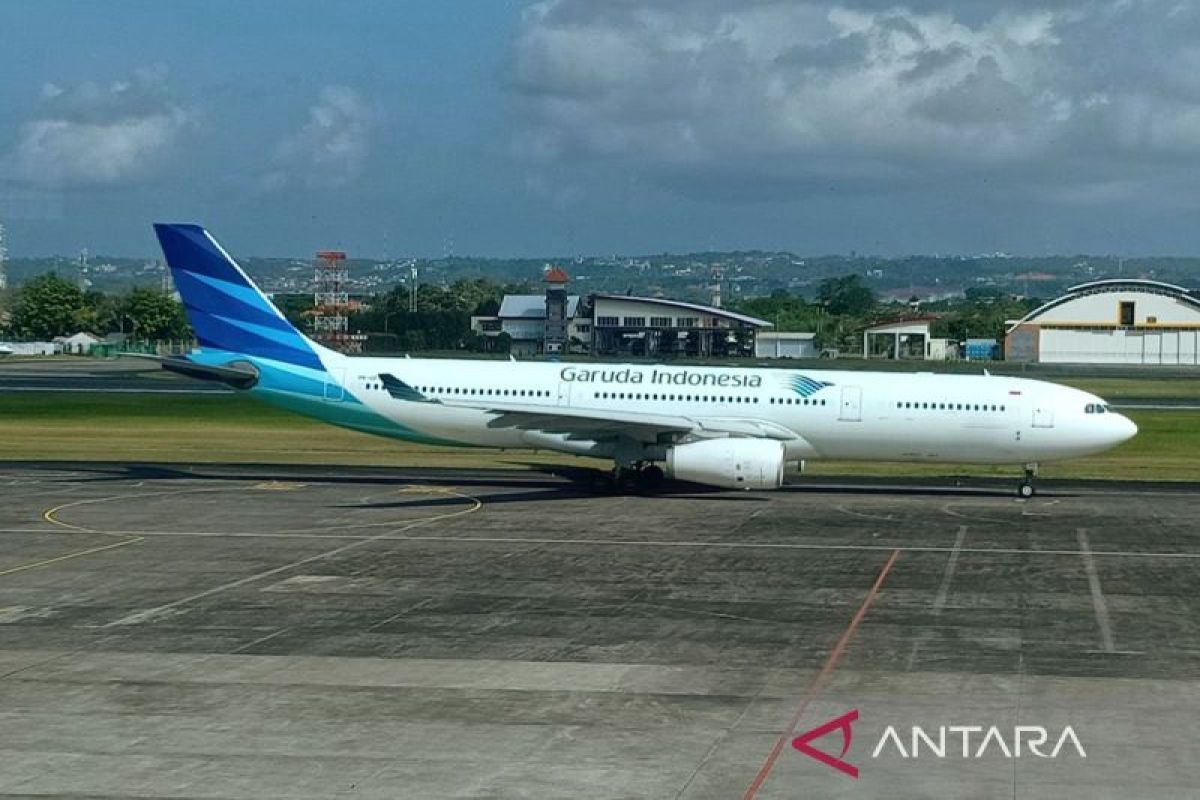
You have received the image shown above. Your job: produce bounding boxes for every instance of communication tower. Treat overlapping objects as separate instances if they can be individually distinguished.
[0,221,7,291]
[311,250,364,352]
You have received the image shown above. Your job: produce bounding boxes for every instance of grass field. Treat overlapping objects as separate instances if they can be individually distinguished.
[1,391,1196,482]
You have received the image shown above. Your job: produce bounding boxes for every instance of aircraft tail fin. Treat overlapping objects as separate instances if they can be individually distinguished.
[153,223,328,372]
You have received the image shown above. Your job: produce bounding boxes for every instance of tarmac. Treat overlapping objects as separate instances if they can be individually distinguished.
[0,462,1199,798]
[0,358,227,393]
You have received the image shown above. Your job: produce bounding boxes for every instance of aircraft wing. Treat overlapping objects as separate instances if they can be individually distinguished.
[441,399,693,442]
[439,398,798,443]
[378,373,798,443]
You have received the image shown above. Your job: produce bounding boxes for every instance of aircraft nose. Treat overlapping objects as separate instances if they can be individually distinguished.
[1113,413,1138,444]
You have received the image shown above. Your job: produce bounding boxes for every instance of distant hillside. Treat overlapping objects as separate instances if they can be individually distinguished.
[7,251,1197,303]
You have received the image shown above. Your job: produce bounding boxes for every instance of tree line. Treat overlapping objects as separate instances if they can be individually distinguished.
[728,275,1040,350]
[1,271,1040,353]
[1,274,189,341]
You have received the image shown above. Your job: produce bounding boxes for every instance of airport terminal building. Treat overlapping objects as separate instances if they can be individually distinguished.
[1005,279,1200,364]
[471,269,772,358]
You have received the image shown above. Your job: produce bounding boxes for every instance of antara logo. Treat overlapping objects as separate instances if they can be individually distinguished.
[792,710,1086,778]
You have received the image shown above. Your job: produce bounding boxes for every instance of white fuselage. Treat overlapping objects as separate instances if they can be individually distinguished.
[324,357,1137,466]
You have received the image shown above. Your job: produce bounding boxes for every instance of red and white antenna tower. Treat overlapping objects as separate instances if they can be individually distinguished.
[312,250,355,351]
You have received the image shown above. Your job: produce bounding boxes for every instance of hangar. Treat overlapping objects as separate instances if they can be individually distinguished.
[1005,279,1200,364]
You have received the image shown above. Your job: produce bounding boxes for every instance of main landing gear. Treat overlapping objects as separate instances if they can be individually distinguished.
[1017,463,1038,499]
[607,462,666,495]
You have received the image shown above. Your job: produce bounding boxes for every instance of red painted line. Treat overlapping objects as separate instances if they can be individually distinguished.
[741,547,902,800]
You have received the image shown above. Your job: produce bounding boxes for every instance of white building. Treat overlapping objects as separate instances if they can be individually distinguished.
[1005,279,1200,364]
[589,294,770,358]
[755,332,817,359]
[474,294,583,356]
[52,332,102,355]
[862,316,956,360]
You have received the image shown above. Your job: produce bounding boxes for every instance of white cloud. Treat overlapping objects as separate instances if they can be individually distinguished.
[7,67,188,186]
[265,85,373,190]
[513,1,1200,203]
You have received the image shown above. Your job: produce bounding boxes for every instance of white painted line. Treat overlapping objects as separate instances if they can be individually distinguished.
[230,627,291,654]
[906,525,966,670]
[102,493,481,627]
[1077,528,1116,653]
[4,526,1200,560]
[835,505,895,521]
[931,527,966,614]
[367,597,436,631]
[940,504,1009,524]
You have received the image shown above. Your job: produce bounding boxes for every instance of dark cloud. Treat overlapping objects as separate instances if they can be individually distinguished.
[513,0,1200,211]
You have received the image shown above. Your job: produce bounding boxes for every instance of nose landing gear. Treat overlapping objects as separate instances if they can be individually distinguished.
[1017,463,1038,498]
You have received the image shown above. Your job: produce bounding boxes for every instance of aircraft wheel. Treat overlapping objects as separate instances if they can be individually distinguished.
[640,464,665,493]
[1017,482,1036,499]
[615,468,642,495]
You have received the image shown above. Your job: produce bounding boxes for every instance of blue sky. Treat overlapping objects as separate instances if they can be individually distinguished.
[4,1,1200,258]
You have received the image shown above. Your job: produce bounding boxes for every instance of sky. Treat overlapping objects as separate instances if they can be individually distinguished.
[4,0,1200,258]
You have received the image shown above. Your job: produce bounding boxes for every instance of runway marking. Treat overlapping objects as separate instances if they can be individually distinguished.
[940,503,1010,524]
[1077,529,1116,653]
[835,504,895,521]
[0,493,150,578]
[367,597,436,631]
[39,483,476,535]
[740,548,902,800]
[0,538,142,578]
[4,526,1200,560]
[230,627,292,654]
[906,525,967,670]
[103,490,481,627]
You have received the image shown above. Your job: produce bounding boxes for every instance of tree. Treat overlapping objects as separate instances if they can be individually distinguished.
[121,288,189,341]
[10,274,87,339]
[817,274,876,316]
[77,290,122,335]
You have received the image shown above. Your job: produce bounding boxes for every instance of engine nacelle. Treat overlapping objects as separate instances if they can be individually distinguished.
[666,438,786,490]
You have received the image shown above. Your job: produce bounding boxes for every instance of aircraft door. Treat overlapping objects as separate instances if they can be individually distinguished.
[838,386,862,422]
[323,368,346,402]
[1032,404,1054,428]
[557,378,572,407]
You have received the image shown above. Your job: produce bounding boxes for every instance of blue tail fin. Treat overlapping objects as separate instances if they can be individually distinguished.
[154,223,326,371]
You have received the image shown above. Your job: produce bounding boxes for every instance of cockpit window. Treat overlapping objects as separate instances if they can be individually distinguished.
[1085,403,1111,414]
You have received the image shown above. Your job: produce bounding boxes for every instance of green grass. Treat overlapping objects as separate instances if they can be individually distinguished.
[1053,377,1200,400]
[0,393,603,470]
[0,392,1196,481]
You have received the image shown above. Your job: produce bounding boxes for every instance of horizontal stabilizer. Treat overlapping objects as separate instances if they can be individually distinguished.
[127,353,259,389]
[379,373,432,402]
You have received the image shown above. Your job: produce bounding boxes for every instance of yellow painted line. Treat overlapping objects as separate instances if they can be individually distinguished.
[0,537,143,578]
[103,488,483,626]
[42,483,479,536]
[9,487,237,578]
[7,483,482,578]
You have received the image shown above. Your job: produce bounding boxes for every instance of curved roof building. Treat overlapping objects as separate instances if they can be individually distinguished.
[1005,279,1200,364]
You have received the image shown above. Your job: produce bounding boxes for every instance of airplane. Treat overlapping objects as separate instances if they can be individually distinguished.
[150,223,1137,498]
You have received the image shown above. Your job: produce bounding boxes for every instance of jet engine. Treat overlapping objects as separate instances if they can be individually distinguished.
[666,438,786,490]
